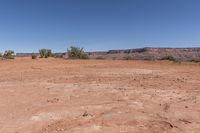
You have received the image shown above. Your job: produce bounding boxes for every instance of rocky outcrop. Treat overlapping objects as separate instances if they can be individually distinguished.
[88,47,200,61]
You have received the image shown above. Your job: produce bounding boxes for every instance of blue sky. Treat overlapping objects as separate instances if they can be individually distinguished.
[0,0,200,53]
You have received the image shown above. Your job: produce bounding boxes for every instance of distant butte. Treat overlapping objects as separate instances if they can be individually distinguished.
[16,47,200,61]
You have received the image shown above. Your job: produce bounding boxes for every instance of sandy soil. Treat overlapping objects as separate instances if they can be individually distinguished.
[0,58,199,133]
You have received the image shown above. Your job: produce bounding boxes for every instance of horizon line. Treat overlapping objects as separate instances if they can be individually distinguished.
[13,46,200,54]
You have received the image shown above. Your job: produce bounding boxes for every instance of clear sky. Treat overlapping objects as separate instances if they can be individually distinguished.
[0,0,200,53]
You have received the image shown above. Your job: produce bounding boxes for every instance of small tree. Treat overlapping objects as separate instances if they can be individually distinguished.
[39,49,46,58]
[39,49,52,58]
[31,53,37,59]
[67,46,89,59]
[3,50,15,59]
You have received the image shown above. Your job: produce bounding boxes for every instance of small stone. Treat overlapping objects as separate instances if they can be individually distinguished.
[82,111,88,117]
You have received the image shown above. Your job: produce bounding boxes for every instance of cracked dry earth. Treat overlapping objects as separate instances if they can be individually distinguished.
[0,58,200,133]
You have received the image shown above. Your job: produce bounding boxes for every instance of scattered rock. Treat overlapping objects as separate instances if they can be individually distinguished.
[163,103,170,112]
[47,98,59,103]
[82,111,89,117]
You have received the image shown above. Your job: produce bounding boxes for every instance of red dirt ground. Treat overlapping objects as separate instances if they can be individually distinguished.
[0,58,199,133]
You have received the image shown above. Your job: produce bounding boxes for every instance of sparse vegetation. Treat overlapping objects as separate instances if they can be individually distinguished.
[39,49,52,58]
[123,55,133,60]
[3,50,15,59]
[52,53,64,58]
[112,57,116,60]
[47,49,52,57]
[161,56,176,61]
[95,56,104,60]
[143,56,155,61]
[190,59,200,63]
[31,53,37,59]
[67,46,89,59]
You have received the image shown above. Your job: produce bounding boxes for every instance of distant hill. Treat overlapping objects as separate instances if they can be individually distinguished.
[16,47,200,61]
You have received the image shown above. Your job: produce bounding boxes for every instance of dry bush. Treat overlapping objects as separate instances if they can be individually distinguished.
[3,50,15,59]
[39,49,52,58]
[67,46,89,59]
[31,53,37,59]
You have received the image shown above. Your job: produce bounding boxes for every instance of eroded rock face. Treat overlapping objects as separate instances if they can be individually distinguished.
[88,47,200,61]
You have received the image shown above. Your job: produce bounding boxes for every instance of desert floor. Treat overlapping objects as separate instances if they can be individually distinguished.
[0,58,199,133]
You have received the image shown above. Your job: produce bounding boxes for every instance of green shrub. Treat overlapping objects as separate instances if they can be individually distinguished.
[39,49,52,58]
[31,53,37,59]
[3,50,15,59]
[47,49,52,57]
[80,54,89,59]
[67,46,89,59]
[39,49,45,58]
[161,56,176,61]
[123,55,132,60]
